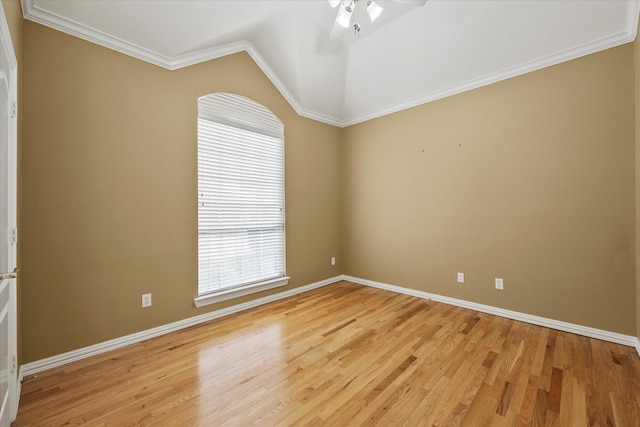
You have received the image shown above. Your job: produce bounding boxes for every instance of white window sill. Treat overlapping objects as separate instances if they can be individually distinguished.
[194,276,290,308]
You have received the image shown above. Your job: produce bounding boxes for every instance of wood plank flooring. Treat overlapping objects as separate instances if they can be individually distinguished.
[13,281,640,426]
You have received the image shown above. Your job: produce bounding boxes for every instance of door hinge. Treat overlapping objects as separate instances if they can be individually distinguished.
[11,355,16,374]
[10,227,16,246]
[10,101,16,118]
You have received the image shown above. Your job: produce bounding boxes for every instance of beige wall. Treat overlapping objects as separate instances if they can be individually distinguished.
[636,22,640,344]
[342,45,636,335]
[21,21,342,362]
[17,15,640,362]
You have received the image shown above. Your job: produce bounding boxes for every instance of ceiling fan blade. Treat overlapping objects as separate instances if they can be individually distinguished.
[392,0,427,5]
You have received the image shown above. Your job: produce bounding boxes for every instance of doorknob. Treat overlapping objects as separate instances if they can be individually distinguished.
[0,268,18,280]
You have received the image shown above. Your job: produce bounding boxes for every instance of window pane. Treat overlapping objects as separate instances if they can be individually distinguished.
[197,94,285,296]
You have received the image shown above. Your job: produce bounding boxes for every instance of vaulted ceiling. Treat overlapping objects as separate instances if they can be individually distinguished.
[21,0,640,127]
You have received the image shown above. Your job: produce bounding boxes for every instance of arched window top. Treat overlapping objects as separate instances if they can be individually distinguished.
[198,93,283,139]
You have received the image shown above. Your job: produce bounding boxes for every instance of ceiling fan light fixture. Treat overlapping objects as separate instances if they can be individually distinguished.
[366,1,383,22]
[336,4,353,28]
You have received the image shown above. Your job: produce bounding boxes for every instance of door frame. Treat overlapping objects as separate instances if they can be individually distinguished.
[0,1,18,422]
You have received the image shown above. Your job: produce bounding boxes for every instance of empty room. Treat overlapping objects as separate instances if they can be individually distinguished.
[0,0,639,425]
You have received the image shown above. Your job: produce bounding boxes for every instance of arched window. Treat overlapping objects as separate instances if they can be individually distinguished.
[195,93,288,307]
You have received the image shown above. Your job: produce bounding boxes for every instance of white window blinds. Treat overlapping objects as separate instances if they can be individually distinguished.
[197,94,285,296]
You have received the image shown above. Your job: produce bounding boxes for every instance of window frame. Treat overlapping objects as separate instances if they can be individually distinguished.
[194,93,289,307]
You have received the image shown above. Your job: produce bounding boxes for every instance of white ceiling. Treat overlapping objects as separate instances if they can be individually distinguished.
[21,0,640,127]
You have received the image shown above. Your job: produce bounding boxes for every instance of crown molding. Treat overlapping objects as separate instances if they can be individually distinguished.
[240,48,344,127]
[169,42,344,127]
[21,0,640,128]
[20,0,344,127]
[342,1,640,127]
[22,0,173,68]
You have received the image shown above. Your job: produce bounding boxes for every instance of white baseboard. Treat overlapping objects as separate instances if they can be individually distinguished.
[343,275,639,349]
[19,275,343,379]
[18,273,640,383]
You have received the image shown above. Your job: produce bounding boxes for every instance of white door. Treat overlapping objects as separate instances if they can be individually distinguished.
[0,2,17,425]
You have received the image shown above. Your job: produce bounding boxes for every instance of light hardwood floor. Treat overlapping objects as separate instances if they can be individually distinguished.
[14,281,640,426]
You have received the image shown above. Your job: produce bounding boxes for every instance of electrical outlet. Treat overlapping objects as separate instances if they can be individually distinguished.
[457,272,464,283]
[495,278,504,290]
[142,293,152,308]
[331,257,336,266]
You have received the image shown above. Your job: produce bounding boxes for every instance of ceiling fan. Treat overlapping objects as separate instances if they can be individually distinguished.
[328,0,427,37]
